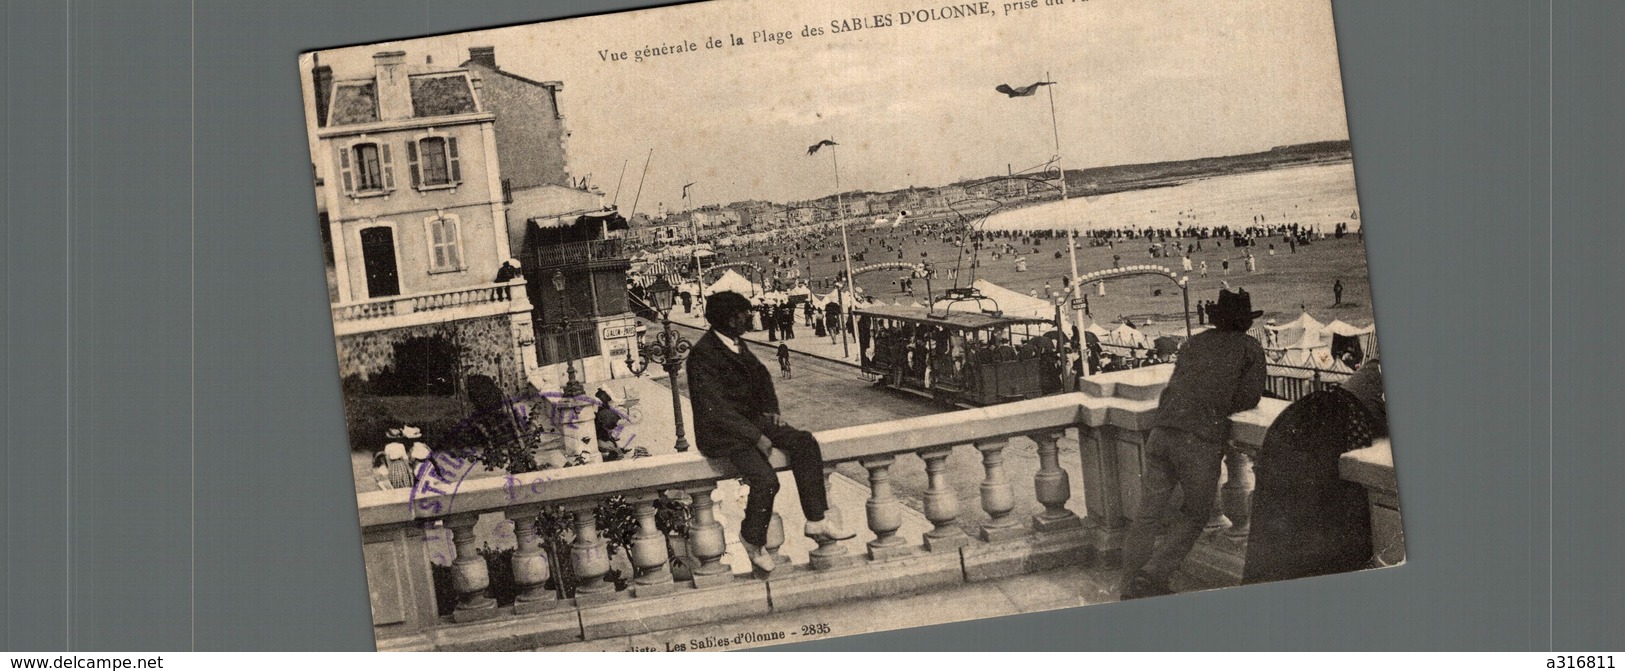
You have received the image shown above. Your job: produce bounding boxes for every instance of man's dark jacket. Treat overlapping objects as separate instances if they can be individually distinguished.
[686,330,779,458]
[1154,329,1267,442]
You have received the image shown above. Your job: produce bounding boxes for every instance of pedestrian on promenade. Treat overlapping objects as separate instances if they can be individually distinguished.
[1199,260,1209,278]
[781,304,797,340]
[1333,279,1344,306]
[688,291,855,575]
[777,342,792,379]
[1118,288,1266,600]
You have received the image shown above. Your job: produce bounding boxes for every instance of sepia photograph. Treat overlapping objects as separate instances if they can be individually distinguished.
[299,0,1403,651]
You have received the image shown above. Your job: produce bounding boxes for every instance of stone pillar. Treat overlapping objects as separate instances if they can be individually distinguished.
[685,484,734,587]
[976,439,1025,542]
[508,509,560,614]
[1030,432,1081,531]
[447,515,497,622]
[919,446,969,552]
[1079,424,1125,565]
[1221,449,1255,541]
[629,497,676,597]
[553,394,600,464]
[568,505,618,603]
[809,465,859,570]
[862,456,910,560]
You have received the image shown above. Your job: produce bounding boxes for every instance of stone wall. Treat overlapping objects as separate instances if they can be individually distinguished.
[336,313,529,451]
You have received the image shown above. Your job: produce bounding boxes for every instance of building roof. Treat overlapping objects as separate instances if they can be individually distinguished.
[329,81,378,125]
[409,74,478,117]
[326,72,479,126]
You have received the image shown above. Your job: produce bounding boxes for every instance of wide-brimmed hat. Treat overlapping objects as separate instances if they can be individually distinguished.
[401,425,423,440]
[1209,289,1264,322]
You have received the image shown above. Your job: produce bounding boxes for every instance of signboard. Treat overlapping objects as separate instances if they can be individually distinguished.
[602,325,638,340]
[1069,298,1089,311]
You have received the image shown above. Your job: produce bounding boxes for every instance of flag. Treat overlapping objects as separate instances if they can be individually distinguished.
[807,139,838,155]
[682,182,696,199]
[995,81,1055,97]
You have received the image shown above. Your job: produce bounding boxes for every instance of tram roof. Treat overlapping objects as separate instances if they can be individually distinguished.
[852,303,1054,330]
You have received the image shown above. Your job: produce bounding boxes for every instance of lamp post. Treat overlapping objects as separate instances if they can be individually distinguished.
[551,270,585,398]
[623,277,693,452]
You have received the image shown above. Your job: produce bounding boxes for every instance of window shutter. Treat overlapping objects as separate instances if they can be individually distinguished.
[447,137,461,183]
[406,140,420,188]
[430,220,446,270]
[448,221,462,267]
[379,143,395,190]
[336,146,353,193]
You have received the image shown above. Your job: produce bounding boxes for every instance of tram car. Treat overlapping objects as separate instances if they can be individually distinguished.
[853,297,1066,406]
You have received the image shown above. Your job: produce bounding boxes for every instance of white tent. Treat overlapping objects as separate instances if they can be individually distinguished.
[1084,322,1111,337]
[1324,319,1373,336]
[1108,323,1153,350]
[704,269,757,296]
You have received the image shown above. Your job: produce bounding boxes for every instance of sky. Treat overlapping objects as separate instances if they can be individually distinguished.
[302,0,1350,213]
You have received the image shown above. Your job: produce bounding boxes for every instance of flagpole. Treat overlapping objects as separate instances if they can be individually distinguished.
[833,141,852,359]
[1047,70,1089,375]
[687,183,705,311]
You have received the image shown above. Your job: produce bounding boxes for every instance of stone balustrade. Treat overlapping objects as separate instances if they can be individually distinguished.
[358,366,1307,651]
[331,280,528,336]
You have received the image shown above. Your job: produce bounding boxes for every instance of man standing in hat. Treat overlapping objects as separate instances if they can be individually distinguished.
[1118,288,1267,599]
[687,291,854,575]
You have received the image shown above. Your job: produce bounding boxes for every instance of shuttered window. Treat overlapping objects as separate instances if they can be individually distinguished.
[409,134,462,189]
[427,216,463,272]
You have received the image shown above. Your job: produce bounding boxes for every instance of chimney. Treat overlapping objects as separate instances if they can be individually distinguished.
[468,46,497,69]
[311,56,333,127]
[372,51,412,121]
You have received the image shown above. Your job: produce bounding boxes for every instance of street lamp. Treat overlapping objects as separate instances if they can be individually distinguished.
[623,277,693,452]
[552,270,584,397]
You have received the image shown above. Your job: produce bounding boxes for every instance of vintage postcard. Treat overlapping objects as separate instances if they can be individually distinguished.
[301,0,1403,651]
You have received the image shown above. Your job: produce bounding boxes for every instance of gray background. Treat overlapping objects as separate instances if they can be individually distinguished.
[4,0,1618,651]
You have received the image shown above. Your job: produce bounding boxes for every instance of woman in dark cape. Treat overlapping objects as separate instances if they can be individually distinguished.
[1241,360,1388,585]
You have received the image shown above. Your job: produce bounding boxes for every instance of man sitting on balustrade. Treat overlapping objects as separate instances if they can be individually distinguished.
[687,291,855,575]
[1118,288,1267,600]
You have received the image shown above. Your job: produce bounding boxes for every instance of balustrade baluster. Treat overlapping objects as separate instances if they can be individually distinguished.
[446,515,497,621]
[685,484,734,587]
[629,497,676,597]
[918,447,969,552]
[1030,432,1081,531]
[809,465,859,570]
[765,513,791,570]
[568,505,619,603]
[507,509,560,613]
[976,439,1025,542]
[1221,450,1254,541]
[862,456,910,560]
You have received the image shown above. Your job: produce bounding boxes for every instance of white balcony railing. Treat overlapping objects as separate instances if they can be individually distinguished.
[331,280,529,336]
[356,366,1399,651]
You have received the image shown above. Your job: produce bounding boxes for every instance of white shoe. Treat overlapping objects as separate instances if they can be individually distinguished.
[804,518,856,542]
[743,541,775,573]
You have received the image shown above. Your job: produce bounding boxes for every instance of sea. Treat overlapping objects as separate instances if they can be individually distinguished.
[981,161,1361,234]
